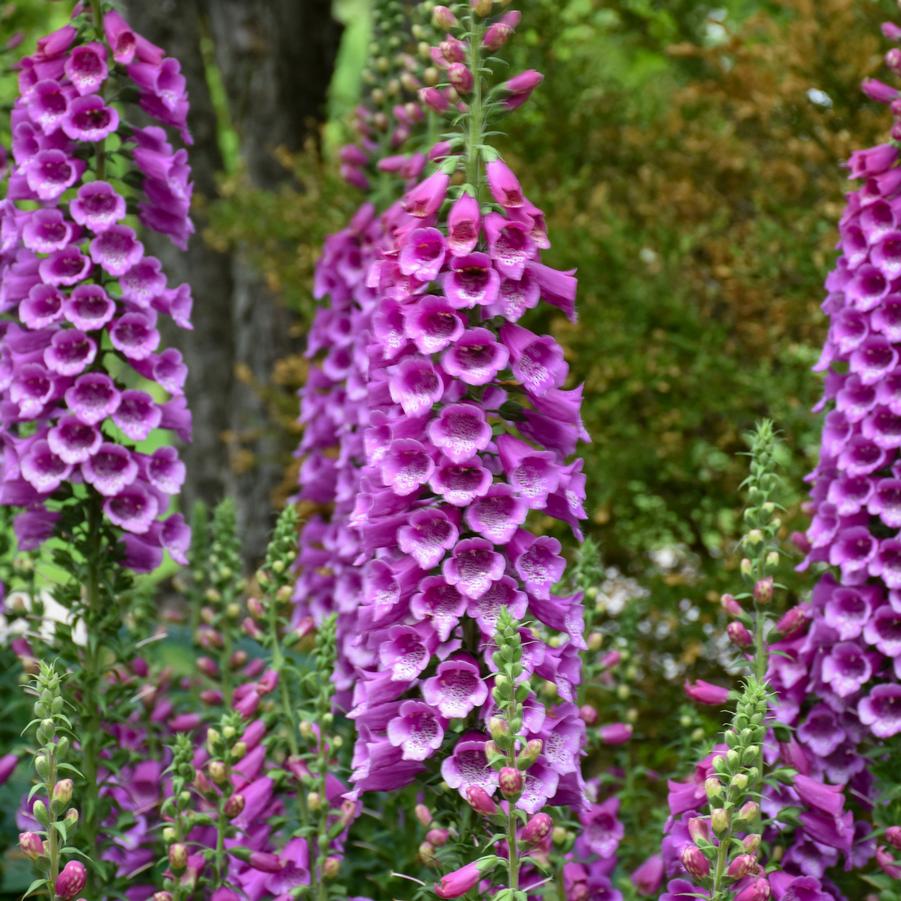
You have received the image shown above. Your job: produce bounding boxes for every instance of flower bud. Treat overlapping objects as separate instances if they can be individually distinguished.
[162,826,176,843]
[18,831,44,859]
[518,738,542,767]
[728,621,753,648]
[687,817,710,844]
[448,63,473,95]
[887,826,901,850]
[704,776,723,801]
[499,766,523,798]
[731,772,749,791]
[552,826,568,845]
[307,791,322,812]
[224,793,245,819]
[737,800,760,822]
[587,632,603,651]
[63,807,78,828]
[432,5,457,28]
[323,857,340,879]
[32,799,49,827]
[740,557,753,577]
[743,833,762,853]
[208,760,228,784]
[680,844,710,879]
[55,860,87,900]
[727,853,757,880]
[419,841,437,865]
[168,842,188,873]
[775,605,809,638]
[465,784,497,816]
[52,778,74,808]
[415,803,432,827]
[522,812,552,845]
[711,808,730,835]
[153,893,174,901]
[720,593,743,616]
[735,877,770,901]
[427,827,450,847]
[471,0,493,15]
[753,577,773,604]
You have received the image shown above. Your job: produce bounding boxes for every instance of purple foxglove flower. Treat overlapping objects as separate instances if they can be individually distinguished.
[403,294,464,354]
[64,41,108,95]
[90,224,144,276]
[440,736,499,797]
[388,356,444,415]
[397,508,459,568]
[69,179,126,232]
[104,482,159,534]
[39,245,91,287]
[821,640,874,696]
[421,657,488,717]
[387,700,445,761]
[863,602,901,655]
[599,722,633,745]
[443,253,501,309]
[379,625,434,681]
[517,760,560,814]
[428,403,492,464]
[500,322,568,397]
[631,854,664,895]
[65,372,121,424]
[399,227,447,282]
[798,704,845,757]
[823,584,872,639]
[467,575,528,635]
[441,327,509,385]
[429,455,492,506]
[793,774,846,819]
[828,525,877,580]
[486,159,524,209]
[447,193,480,256]
[113,390,162,441]
[379,438,435,496]
[109,312,160,360]
[20,440,71,493]
[63,284,115,331]
[410,576,467,641]
[11,363,53,417]
[501,69,544,110]
[24,149,83,201]
[20,284,65,329]
[464,485,528,544]
[858,683,901,737]
[47,416,101,464]
[403,170,449,218]
[44,328,97,376]
[513,534,565,598]
[578,797,624,859]
[442,538,506,600]
[144,447,185,495]
[21,207,72,253]
[62,93,118,141]
[82,443,139,496]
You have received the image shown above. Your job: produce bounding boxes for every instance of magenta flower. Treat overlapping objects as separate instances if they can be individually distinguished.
[683,679,730,706]
[434,861,482,899]
[858,683,901,737]
[387,700,445,761]
[421,658,488,718]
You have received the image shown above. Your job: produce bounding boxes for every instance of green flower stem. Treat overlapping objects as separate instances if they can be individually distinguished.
[465,15,485,198]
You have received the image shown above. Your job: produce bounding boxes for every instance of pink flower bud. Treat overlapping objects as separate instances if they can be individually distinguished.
[887,826,901,850]
[52,778,73,806]
[863,78,900,104]
[579,704,598,725]
[420,87,451,113]
[727,853,757,880]
[680,844,710,879]
[499,766,523,798]
[448,63,474,95]
[19,831,44,859]
[483,11,521,51]
[728,621,753,648]
[427,827,450,846]
[734,877,770,901]
[753,577,773,604]
[687,817,711,844]
[55,861,87,899]
[415,803,432,827]
[224,793,245,819]
[465,784,497,816]
[720,593,742,616]
[432,5,457,29]
[435,860,482,899]
[775,605,809,637]
[684,679,730,706]
[877,845,901,879]
[522,812,552,845]
[600,722,633,745]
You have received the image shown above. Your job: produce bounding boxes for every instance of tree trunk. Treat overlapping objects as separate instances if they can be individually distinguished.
[123,0,342,563]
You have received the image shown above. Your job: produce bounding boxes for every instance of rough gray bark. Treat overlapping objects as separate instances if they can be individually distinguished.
[124,0,342,564]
